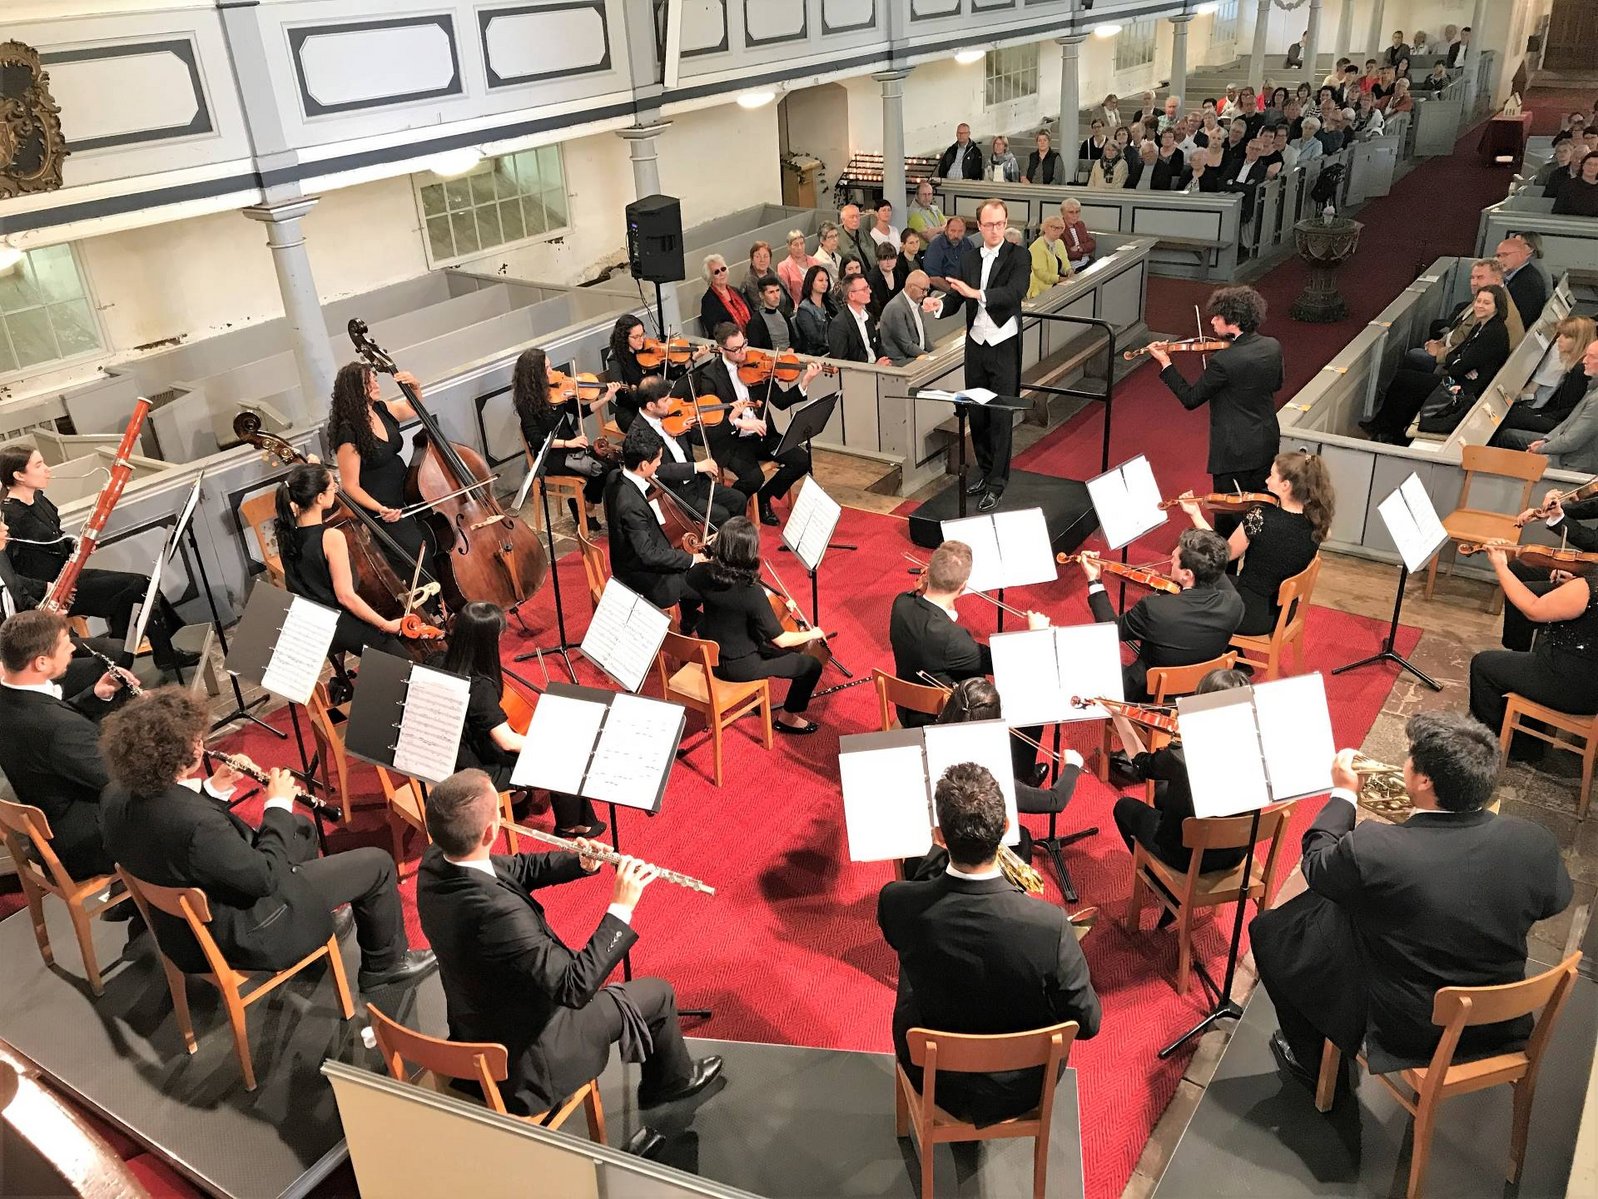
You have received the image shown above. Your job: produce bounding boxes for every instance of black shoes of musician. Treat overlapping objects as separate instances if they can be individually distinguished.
[155,648,202,673]
[358,949,438,992]
[556,819,608,840]
[638,1055,724,1108]
[1027,762,1050,787]
[775,716,820,735]
[977,491,1000,512]
[624,1126,667,1159]
[965,476,989,496]
[1106,750,1142,789]
[331,905,355,942]
[1269,1031,1318,1089]
[759,503,780,527]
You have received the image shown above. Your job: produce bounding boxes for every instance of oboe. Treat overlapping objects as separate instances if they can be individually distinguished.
[78,644,142,696]
[507,822,716,895]
[212,753,339,817]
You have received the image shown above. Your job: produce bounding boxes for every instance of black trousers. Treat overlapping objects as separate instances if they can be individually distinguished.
[1368,366,1443,436]
[724,428,810,508]
[1258,954,1335,1074]
[1469,646,1598,738]
[1211,465,1272,541]
[297,846,408,970]
[716,649,823,713]
[547,453,611,506]
[670,479,746,527]
[593,977,696,1095]
[964,335,1022,494]
[68,567,185,664]
[1501,563,1557,651]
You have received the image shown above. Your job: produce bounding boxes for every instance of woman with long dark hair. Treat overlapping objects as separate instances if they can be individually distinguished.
[273,462,406,658]
[685,516,827,733]
[794,265,833,356]
[436,601,602,837]
[607,314,654,432]
[326,361,435,574]
[511,347,616,531]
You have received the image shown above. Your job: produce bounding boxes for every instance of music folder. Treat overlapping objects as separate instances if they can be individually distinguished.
[782,475,842,574]
[1377,473,1449,574]
[580,578,672,693]
[342,650,473,786]
[940,508,1058,592]
[989,622,1125,726]
[838,720,1020,862]
[510,682,686,814]
[1177,673,1337,819]
[1086,454,1166,551]
[225,580,340,706]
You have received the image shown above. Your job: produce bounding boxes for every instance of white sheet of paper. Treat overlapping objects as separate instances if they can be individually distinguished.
[511,691,604,792]
[581,579,670,693]
[1178,692,1273,818]
[838,739,934,861]
[992,508,1060,588]
[941,513,1005,592]
[1055,622,1128,722]
[125,551,164,658]
[1399,473,1448,559]
[585,692,682,810]
[783,477,841,573]
[990,628,1067,726]
[1087,455,1167,551]
[1255,673,1336,801]
[959,387,998,405]
[917,389,958,402]
[922,720,1019,845]
[168,471,205,562]
[1378,473,1449,573]
[392,666,472,785]
[260,594,340,704]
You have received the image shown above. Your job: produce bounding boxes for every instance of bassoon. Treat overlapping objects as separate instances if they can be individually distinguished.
[41,398,152,614]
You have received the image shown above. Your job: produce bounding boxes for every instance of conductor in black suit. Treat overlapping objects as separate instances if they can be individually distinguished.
[602,424,707,619]
[98,687,435,989]
[921,198,1030,511]
[1251,713,1572,1090]
[878,761,1101,1125]
[416,769,722,1117]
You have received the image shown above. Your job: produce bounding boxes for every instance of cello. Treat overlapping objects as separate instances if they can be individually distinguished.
[347,320,549,611]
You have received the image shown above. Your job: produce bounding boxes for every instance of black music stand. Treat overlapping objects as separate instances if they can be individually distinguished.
[183,521,280,737]
[513,430,580,683]
[773,394,856,555]
[908,389,1032,518]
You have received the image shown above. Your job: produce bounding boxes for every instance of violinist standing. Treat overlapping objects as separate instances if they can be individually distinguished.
[512,348,617,533]
[603,425,707,625]
[1147,286,1283,537]
[1502,489,1598,651]
[634,377,747,527]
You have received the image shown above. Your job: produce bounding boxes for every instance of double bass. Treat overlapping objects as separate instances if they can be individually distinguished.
[347,320,549,611]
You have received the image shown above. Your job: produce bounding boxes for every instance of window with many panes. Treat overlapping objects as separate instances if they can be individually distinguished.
[1213,1,1239,44]
[415,145,569,265]
[984,45,1039,107]
[0,244,102,377]
[1114,19,1157,73]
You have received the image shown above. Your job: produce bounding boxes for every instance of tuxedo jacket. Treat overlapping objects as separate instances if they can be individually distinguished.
[695,356,806,462]
[878,872,1101,1124]
[932,240,1030,340]
[1088,580,1244,700]
[99,782,329,974]
[826,305,881,364]
[0,684,115,879]
[1253,799,1571,1073]
[602,471,694,609]
[1551,495,1598,552]
[1158,331,1284,475]
[417,845,636,1115]
[888,592,990,726]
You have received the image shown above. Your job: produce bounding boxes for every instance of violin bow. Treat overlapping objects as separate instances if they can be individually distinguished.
[1194,304,1210,368]
[680,340,719,544]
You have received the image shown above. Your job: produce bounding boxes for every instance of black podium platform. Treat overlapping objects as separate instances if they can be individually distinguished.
[907,470,1099,552]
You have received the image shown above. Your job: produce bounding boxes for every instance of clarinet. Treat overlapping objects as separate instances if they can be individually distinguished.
[212,753,340,817]
[77,643,143,696]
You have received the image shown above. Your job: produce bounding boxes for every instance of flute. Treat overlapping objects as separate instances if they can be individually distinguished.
[507,823,716,895]
[212,753,340,817]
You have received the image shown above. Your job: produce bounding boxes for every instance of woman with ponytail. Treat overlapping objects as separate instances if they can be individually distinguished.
[274,463,406,658]
[1178,450,1333,635]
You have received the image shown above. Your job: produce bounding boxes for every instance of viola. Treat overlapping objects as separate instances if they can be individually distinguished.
[634,337,712,372]
[1122,338,1233,361]
[1158,491,1279,514]
[736,347,838,387]
[659,391,743,439]
[1525,475,1598,523]
[1457,541,1598,576]
[348,319,550,612]
[1056,552,1182,595]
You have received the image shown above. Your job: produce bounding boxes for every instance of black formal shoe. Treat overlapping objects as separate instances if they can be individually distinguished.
[977,490,1000,512]
[638,1055,724,1107]
[1106,750,1141,789]
[775,718,820,735]
[1027,762,1050,787]
[358,949,438,992]
[1269,1030,1317,1089]
[964,476,989,496]
[555,820,608,840]
[625,1126,667,1159]
[155,648,202,672]
[332,906,355,942]
[759,505,780,527]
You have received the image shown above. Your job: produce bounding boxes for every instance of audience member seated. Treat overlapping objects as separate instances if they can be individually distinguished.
[776,230,819,309]
[740,242,790,318]
[1186,146,1224,193]
[699,254,749,337]
[1401,258,1520,377]
[1386,79,1415,115]
[1292,116,1325,162]
[1497,234,1550,330]
[869,199,901,251]
[1027,217,1073,299]
[905,180,945,236]
[1080,119,1109,169]
[746,275,798,353]
[868,242,907,316]
[1124,141,1166,191]
[898,228,924,274]
[1421,61,1451,94]
[937,122,984,180]
[987,135,1020,183]
[813,220,844,278]
[879,270,934,365]
[827,271,889,365]
[1552,112,1587,147]
[1088,142,1128,189]
[1525,340,1598,472]
[1284,32,1305,69]
[793,265,833,356]
[1130,90,1159,128]
[1059,199,1096,269]
[1025,131,1064,184]
[1100,94,1123,129]
[1353,92,1385,137]
[836,203,875,272]
[1371,67,1397,109]
[922,214,970,288]
[1384,30,1411,68]
[1539,142,1578,198]
[1490,316,1597,448]
[1553,152,1598,217]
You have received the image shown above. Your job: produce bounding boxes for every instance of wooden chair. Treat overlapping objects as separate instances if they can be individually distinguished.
[366,1003,606,1141]
[1498,694,1597,819]
[1126,802,1294,994]
[572,510,610,608]
[117,868,355,1091]
[377,767,521,864]
[894,1022,1078,1199]
[239,491,286,586]
[655,629,772,787]
[525,462,588,538]
[1314,953,1583,1199]
[0,800,132,995]
[871,667,946,731]
[304,682,356,824]
[1424,445,1546,610]
[1099,651,1237,786]
[1230,555,1322,679]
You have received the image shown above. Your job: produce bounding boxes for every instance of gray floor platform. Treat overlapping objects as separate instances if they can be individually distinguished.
[1154,956,1597,1199]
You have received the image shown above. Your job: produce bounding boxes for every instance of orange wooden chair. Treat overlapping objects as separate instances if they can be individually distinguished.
[304,682,357,824]
[871,667,946,731]
[1099,651,1237,786]
[239,491,286,587]
[1497,693,1598,819]
[655,629,772,786]
[1425,445,1545,611]
[1229,554,1321,679]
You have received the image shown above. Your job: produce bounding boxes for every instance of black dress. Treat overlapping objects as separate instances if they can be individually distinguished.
[519,399,611,505]
[609,346,656,433]
[282,524,402,659]
[1234,505,1318,635]
[335,401,435,573]
[1366,318,1510,440]
[2,492,187,666]
[1470,574,1598,735]
[686,562,821,714]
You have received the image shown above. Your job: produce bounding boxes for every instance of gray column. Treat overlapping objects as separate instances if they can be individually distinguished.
[242,199,335,419]
[875,69,910,218]
[1367,0,1387,58]
[1168,15,1193,105]
[616,121,671,198]
[1056,34,1087,148]
[1303,0,1324,83]
[1250,0,1272,92]
[1334,0,1353,57]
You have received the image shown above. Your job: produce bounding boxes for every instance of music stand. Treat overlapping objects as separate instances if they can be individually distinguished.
[512,430,580,682]
[1086,455,1168,612]
[341,649,472,789]
[772,394,855,554]
[909,388,1032,518]
[577,578,672,695]
[941,506,1057,633]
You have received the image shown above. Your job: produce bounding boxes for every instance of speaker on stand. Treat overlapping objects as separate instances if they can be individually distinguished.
[626,194,685,340]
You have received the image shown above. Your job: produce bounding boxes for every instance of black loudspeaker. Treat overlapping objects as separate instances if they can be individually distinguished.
[626,194,685,284]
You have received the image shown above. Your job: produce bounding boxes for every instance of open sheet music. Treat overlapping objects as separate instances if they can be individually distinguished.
[510,682,685,813]
[782,477,842,573]
[1177,674,1336,818]
[580,578,671,693]
[838,720,1019,862]
[989,622,1125,725]
[940,507,1058,592]
[1377,473,1449,574]
[341,651,473,786]
[225,580,340,706]
[1086,455,1166,551]
[918,387,998,406]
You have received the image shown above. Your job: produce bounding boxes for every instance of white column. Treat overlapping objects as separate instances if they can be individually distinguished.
[1334,0,1353,57]
[1465,0,1490,106]
[875,69,910,217]
[1303,0,1324,83]
[1168,15,1193,104]
[1367,0,1388,58]
[616,121,671,198]
[1250,0,1272,92]
[1056,34,1088,148]
[241,199,335,418]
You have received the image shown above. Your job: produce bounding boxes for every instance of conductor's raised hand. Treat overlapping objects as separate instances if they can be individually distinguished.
[611,855,661,910]
[572,837,604,874]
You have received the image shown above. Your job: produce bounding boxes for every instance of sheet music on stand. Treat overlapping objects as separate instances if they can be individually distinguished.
[940,507,1058,592]
[127,472,207,655]
[838,720,1019,861]
[1177,673,1336,819]
[579,578,672,693]
[1377,473,1449,574]
[341,650,473,786]
[989,622,1125,726]
[917,387,999,406]
[782,476,842,573]
[224,580,341,706]
[1086,455,1166,551]
[513,430,554,512]
[510,682,686,813]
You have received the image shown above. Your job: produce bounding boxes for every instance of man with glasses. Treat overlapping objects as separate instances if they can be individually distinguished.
[880,270,934,366]
[828,273,891,367]
[920,198,1028,511]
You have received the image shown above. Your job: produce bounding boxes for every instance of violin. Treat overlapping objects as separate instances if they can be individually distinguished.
[658,392,743,439]
[1523,476,1598,524]
[1071,695,1181,737]
[736,347,838,388]
[1457,541,1598,576]
[1056,552,1182,595]
[1122,338,1233,361]
[547,369,608,405]
[1158,491,1279,513]
[348,320,549,612]
[634,336,713,372]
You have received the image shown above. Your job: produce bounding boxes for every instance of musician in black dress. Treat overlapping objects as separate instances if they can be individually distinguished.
[685,516,826,734]
[511,348,617,532]
[1502,489,1598,651]
[1177,450,1333,636]
[327,362,437,575]
[434,601,602,838]
[273,464,406,659]
[0,442,195,672]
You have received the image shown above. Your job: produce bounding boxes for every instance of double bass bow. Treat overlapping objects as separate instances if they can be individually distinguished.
[347,319,549,611]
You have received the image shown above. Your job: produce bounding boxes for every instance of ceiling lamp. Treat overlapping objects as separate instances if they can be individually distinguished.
[1093,24,1123,39]
[737,90,777,109]
[954,49,985,65]
[423,148,484,178]
[1196,2,1222,14]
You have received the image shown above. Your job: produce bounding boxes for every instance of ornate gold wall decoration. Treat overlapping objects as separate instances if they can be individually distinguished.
[0,41,69,199]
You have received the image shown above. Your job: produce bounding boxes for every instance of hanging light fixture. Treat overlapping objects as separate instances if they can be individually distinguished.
[423,148,484,178]
[1093,24,1123,39]
[1196,2,1222,14]
[737,90,777,109]
[954,49,985,65]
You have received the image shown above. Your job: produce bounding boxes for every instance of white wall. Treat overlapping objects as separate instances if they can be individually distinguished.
[780,85,852,196]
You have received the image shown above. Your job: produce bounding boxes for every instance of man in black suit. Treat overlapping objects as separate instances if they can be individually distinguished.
[603,424,708,618]
[827,272,889,365]
[1446,27,1469,67]
[921,198,1030,511]
[417,768,722,1118]
[98,687,435,989]
[1252,713,1572,1090]
[936,122,984,181]
[697,322,820,526]
[634,376,746,526]
[0,610,123,879]
[1495,235,1550,330]
[1075,528,1245,705]
[878,761,1101,1124]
